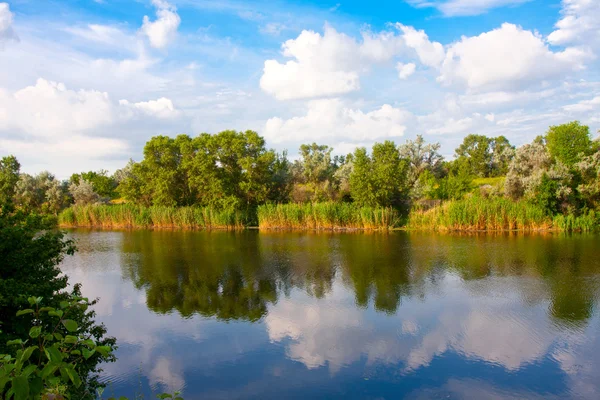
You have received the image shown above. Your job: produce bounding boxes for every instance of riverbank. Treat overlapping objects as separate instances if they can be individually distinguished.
[58,199,599,232]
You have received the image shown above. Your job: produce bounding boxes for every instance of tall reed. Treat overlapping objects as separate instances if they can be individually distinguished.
[257,202,400,230]
[58,204,250,229]
[408,197,553,231]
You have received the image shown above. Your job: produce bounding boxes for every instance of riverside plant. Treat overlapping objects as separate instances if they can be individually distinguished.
[257,202,401,230]
[408,196,553,231]
[0,297,184,400]
[58,204,251,230]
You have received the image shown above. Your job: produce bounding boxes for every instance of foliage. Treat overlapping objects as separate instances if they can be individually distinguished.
[70,170,118,199]
[0,296,114,400]
[69,179,104,206]
[454,134,514,177]
[15,172,70,214]
[398,135,443,190]
[350,141,409,208]
[58,204,252,229]
[0,204,116,399]
[258,202,400,230]
[0,156,20,205]
[545,121,594,167]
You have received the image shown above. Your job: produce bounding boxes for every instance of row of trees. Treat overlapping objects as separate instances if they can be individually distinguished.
[1,121,598,217]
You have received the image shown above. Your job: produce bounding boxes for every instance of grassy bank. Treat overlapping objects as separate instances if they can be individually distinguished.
[408,196,597,232]
[58,204,252,229]
[257,202,401,230]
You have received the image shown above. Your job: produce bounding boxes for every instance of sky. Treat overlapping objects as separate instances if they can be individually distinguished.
[0,0,599,178]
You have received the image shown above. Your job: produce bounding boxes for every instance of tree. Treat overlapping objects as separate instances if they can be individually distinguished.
[398,135,443,197]
[0,205,116,398]
[546,121,594,167]
[69,179,103,206]
[350,141,408,207]
[295,143,337,201]
[0,155,20,205]
[490,136,515,175]
[70,170,117,199]
[15,171,70,214]
[454,135,514,177]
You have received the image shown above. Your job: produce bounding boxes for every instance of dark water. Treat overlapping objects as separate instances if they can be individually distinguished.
[59,230,600,399]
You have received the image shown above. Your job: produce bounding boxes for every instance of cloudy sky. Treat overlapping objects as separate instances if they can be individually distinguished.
[0,0,599,177]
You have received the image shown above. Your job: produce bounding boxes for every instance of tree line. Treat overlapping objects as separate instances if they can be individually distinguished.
[1,121,599,219]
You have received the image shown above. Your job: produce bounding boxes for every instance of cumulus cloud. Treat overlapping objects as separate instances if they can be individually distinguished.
[141,0,181,49]
[0,2,18,46]
[119,97,181,119]
[548,0,600,51]
[397,62,416,79]
[260,25,404,100]
[407,0,531,17]
[562,96,600,113]
[395,24,445,68]
[0,78,182,177]
[263,99,411,145]
[438,23,590,91]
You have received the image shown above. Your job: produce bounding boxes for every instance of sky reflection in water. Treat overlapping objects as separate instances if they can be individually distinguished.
[59,230,600,399]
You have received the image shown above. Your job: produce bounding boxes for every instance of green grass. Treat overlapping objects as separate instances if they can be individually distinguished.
[58,204,251,229]
[471,177,506,188]
[408,196,552,231]
[257,202,400,230]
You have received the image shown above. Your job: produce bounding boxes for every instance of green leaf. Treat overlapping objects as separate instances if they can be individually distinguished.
[0,376,9,393]
[82,348,95,360]
[19,346,37,363]
[29,377,43,397]
[15,309,34,317]
[45,346,63,363]
[41,362,59,379]
[28,326,42,338]
[44,334,54,341]
[21,364,37,377]
[7,339,23,346]
[82,338,95,348]
[59,301,69,309]
[61,319,78,332]
[157,394,172,399]
[63,366,82,388]
[53,333,63,341]
[39,306,55,312]
[64,335,78,344]
[12,375,29,400]
[95,345,112,357]
[70,350,81,356]
[48,310,64,318]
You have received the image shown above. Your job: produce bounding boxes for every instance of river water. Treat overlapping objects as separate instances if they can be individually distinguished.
[59,229,600,399]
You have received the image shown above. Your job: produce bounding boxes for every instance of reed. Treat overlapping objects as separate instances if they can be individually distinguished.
[58,204,250,229]
[552,211,598,232]
[257,202,400,230]
[408,196,554,231]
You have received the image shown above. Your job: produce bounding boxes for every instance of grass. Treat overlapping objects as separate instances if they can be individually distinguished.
[471,177,506,188]
[257,202,400,230]
[408,196,552,231]
[58,204,251,229]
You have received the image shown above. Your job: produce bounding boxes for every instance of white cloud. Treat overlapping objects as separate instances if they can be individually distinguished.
[260,22,286,36]
[0,2,17,46]
[395,24,445,68]
[407,0,531,17]
[0,78,183,177]
[119,97,181,119]
[260,25,404,100]
[141,0,181,49]
[563,96,600,112]
[397,62,416,79]
[438,23,590,91]
[548,0,600,51]
[263,98,411,144]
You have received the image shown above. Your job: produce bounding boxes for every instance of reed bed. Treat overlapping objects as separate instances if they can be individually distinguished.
[408,197,554,231]
[257,202,400,230]
[552,211,598,232]
[58,204,250,229]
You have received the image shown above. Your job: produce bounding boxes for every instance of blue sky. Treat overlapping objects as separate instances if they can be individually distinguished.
[0,0,598,177]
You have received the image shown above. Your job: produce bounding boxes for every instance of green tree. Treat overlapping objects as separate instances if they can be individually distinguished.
[546,121,593,167]
[0,155,20,205]
[0,205,116,398]
[70,170,117,199]
[455,134,492,177]
[350,141,408,207]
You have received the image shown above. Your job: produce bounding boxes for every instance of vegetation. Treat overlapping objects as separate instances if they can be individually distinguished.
[2,121,600,232]
[258,202,400,230]
[59,204,251,229]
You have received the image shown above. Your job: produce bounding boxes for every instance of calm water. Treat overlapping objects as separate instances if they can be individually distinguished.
[59,230,600,399]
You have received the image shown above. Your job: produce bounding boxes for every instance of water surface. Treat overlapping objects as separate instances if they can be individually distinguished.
[60,230,600,399]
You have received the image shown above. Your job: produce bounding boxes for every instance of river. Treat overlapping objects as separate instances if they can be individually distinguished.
[59,230,600,399]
